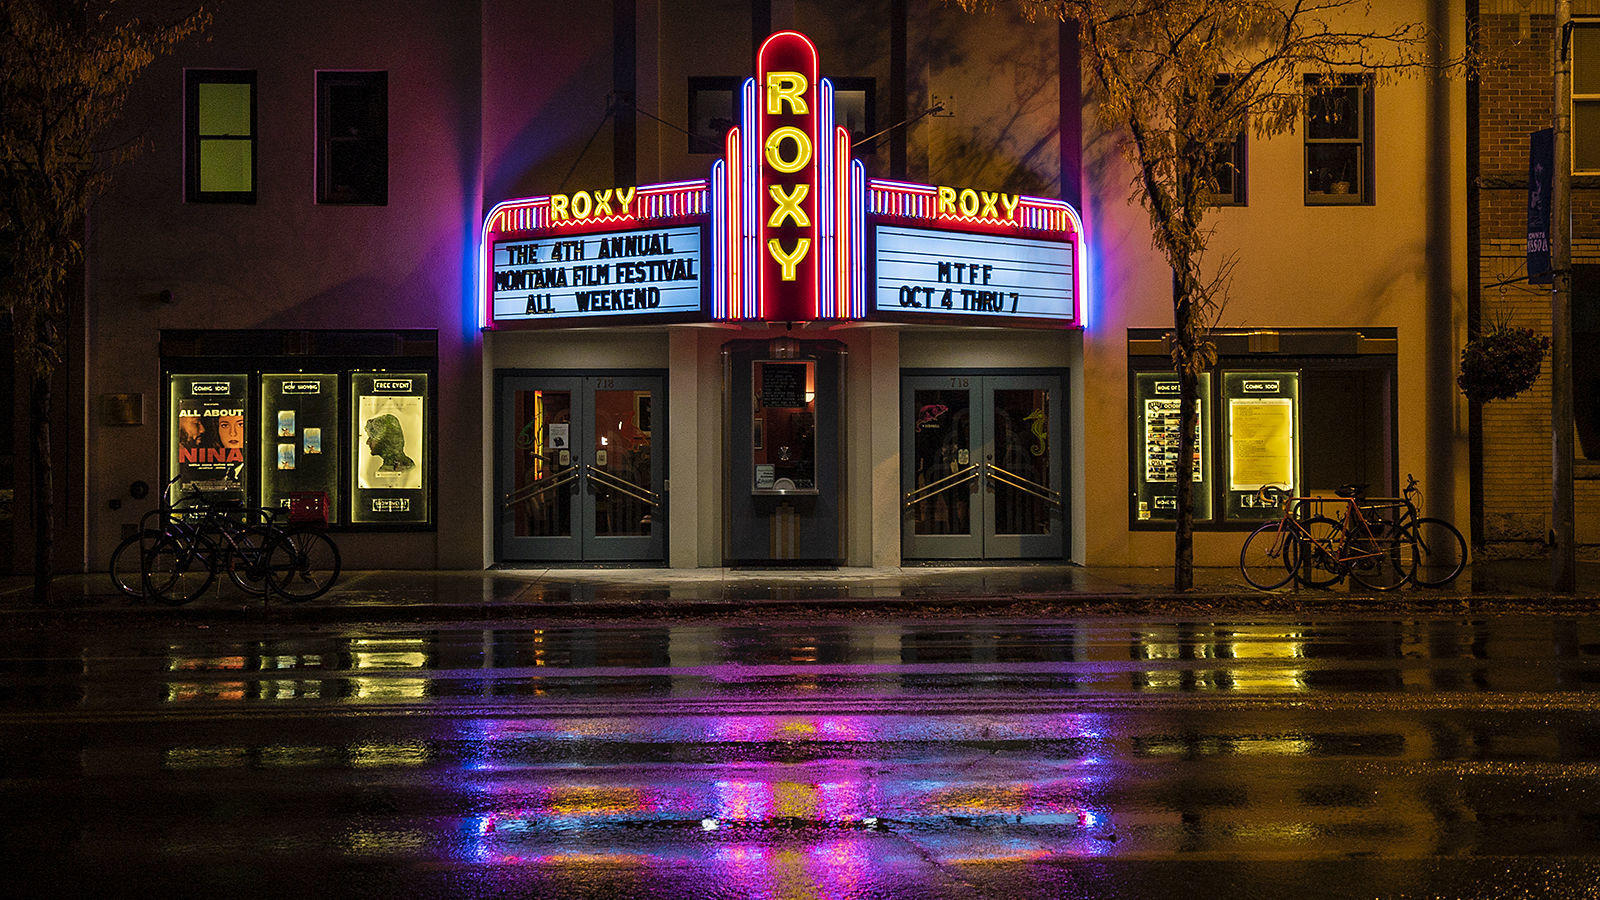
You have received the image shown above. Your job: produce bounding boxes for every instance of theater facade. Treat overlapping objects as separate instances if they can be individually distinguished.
[484,32,1083,567]
[58,2,1464,576]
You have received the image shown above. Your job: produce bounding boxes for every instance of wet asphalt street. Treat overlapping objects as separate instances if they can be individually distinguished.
[4,616,1600,898]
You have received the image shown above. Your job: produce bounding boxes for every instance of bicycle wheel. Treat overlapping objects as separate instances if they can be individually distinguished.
[1240,522,1295,590]
[1410,517,1468,587]
[1291,516,1347,588]
[144,532,215,605]
[264,528,341,602]
[1350,521,1417,591]
[109,529,165,600]
[226,524,275,596]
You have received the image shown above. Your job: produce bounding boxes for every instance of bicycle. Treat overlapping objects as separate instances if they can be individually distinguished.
[1395,474,1469,588]
[110,479,340,604]
[1239,484,1415,591]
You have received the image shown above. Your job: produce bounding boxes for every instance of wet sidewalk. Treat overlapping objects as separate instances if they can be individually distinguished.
[3,558,1598,623]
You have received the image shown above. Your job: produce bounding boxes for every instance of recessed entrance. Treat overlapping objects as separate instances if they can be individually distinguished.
[902,371,1067,560]
[496,372,665,563]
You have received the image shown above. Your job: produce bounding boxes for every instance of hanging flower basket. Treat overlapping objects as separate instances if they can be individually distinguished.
[1457,325,1550,403]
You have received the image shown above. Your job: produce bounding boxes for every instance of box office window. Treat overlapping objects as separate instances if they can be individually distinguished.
[186,70,256,203]
[164,367,434,528]
[1130,342,1395,529]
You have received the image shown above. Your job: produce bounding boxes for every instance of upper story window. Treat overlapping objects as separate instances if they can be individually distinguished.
[686,75,875,154]
[185,70,256,203]
[687,76,740,154]
[317,71,388,205]
[1206,76,1247,207]
[1304,73,1373,205]
[1207,136,1247,206]
[1573,22,1600,173]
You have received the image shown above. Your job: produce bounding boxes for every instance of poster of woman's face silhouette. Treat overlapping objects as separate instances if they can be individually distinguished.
[357,395,423,490]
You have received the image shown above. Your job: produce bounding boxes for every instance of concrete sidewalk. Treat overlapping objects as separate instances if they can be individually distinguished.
[2,559,1597,623]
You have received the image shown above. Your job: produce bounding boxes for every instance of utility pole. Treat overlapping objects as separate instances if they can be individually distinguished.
[1553,0,1577,592]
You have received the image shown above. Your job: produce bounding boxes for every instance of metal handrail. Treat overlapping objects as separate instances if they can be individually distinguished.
[587,467,661,507]
[986,463,1062,508]
[502,466,578,509]
[904,464,980,508]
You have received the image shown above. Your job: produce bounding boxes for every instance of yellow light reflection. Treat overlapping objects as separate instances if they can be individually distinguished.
[546,787,645,816]
[342,828,428,856]
[163,747,248,769]
[350,676,430,700]
[349,637,428,670]
[348,740,431,768]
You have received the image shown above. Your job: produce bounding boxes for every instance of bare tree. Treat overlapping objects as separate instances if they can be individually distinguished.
[961,0,1458,589]
[1,0,208,602]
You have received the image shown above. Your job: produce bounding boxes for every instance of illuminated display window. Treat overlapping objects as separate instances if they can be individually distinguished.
[168,373,250,507]
[350,372,431,525]
[1129,329,1397,529]
[1131,372,1212,524]
[185,70,256,203]
[161,332,437,531]
[260,374,341,523]
[317,71,387,205]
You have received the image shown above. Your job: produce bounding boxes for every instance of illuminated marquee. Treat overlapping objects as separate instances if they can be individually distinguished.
[867,179,1084,326]
[478,31,1081,331]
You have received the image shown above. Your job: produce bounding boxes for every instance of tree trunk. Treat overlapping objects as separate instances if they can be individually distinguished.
[30,369,54,605]
[1174,364,1197,591]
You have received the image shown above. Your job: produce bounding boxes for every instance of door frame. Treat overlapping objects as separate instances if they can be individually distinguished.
[900,368,1070,561]
[494,369,668,564]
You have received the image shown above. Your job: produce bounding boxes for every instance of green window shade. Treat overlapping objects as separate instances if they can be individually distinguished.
[199,139,252,193]
[197,82,252,136]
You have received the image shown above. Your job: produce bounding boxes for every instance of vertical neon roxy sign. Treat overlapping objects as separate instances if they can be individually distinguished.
[758,32,818,321]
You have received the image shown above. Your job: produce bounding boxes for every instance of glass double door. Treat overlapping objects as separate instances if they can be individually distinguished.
[902,373,1066,559]
[498,374,664,562]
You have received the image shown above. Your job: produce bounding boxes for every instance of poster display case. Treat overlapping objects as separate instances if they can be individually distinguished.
[350,371,431,524]
[168,373,249,507]
[1223,371,1300,521]
[260,373,340,522]
[1132,373,1211,523]
[751,359,817,495]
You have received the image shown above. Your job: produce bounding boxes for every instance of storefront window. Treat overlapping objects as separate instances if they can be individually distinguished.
[260,374,340,522]
[1132,373,1212,523]
[168,373,249,507]
[1129,328,1390,529]
[350,372,431,524]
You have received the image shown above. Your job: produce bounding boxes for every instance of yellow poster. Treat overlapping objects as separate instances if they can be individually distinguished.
[1229,398,1294,490]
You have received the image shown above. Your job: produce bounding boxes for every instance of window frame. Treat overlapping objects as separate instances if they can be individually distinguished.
[687,76,742,154]
[1572,20,1600,175]
[185,69,257,204]
[1303,73,1374,206]
[316,70,388,206]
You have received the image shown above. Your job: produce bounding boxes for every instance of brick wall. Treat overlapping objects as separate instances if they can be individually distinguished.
[1479,14,1600,557]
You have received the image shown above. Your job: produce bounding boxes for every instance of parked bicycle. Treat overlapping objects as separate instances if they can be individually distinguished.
[109,478,340,604]
[1239,476,1467,591]
[1395,474,1469,588]
[1240,483,1414,591]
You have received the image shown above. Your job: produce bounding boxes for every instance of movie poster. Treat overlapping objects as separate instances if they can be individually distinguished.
[357,394,424,490]
[259,373,340,521]
[171,375,248,502]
